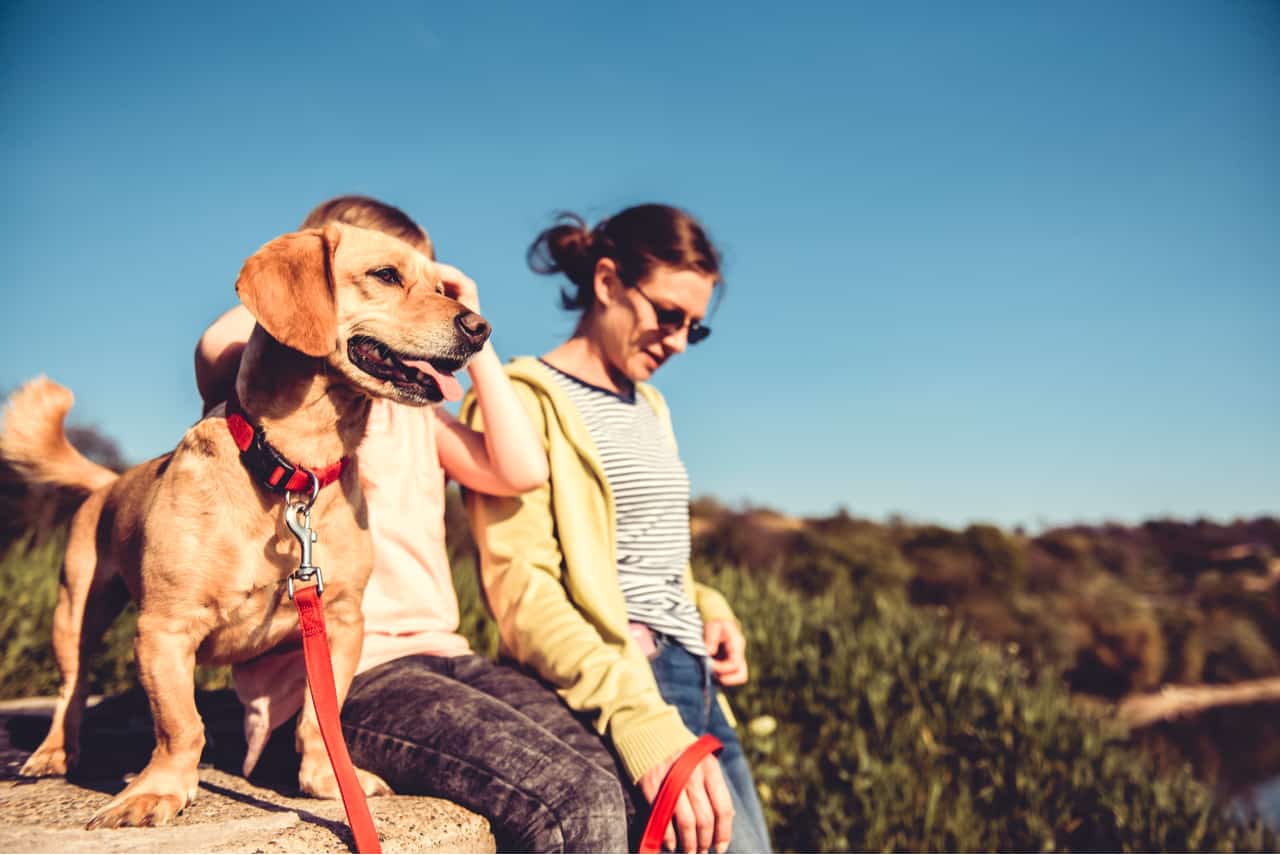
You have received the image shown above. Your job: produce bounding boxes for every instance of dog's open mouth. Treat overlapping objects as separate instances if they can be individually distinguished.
[347,335,466,402]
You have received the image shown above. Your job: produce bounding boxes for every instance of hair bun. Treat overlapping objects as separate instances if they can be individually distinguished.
[527,203,722,316]
[527,212,596,310]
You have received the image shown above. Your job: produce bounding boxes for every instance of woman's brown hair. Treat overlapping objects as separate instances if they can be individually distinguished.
[527,204,721,311]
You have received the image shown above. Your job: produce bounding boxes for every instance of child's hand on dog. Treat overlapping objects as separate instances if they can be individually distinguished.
[437,262,481,314]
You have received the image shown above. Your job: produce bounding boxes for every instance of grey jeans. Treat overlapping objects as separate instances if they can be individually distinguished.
[339,654,633,853]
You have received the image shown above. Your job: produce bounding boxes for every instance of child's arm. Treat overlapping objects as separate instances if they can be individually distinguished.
[434,263,549,496]
[194,305,256,414]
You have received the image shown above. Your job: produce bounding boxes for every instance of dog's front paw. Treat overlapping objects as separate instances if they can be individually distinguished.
[356,766,392,797]
[19,746,70,778]
[299,760,392,799]
[86,771,199,829]
[87,792,188,829]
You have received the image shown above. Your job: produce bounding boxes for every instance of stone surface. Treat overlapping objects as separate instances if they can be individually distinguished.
[0,697,495,854]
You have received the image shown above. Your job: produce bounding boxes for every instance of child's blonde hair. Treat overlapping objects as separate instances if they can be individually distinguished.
[301,195,432,258]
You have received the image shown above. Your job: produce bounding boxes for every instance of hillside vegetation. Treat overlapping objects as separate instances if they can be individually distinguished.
[3,491,1277,850]
[688,500,1280,699]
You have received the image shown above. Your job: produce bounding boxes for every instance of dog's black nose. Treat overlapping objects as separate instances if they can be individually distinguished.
[455,310,491,347]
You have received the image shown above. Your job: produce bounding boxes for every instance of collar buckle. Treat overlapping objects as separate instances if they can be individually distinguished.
[240,423,298,492]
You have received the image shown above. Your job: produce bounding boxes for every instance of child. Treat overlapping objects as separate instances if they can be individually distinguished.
[196,195,631,852]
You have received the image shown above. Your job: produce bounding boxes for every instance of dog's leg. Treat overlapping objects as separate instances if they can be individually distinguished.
[21,499,126,778]
[295,591,391,799]
[86,611,208,829]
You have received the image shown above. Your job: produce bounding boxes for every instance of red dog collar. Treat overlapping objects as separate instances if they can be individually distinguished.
[224,396,348,494]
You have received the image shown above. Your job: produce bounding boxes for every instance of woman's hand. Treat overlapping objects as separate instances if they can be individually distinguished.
[436,262,480,314]
[638,750,734,853]
[704,619,748,686]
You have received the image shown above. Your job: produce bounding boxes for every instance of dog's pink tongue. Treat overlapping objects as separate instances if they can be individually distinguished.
[402,358,463,401]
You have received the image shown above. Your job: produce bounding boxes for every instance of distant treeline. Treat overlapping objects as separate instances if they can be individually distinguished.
[684,499,1280,699]
[678,499,1280,807]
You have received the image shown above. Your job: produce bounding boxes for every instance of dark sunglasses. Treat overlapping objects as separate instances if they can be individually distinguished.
[632,286,712,345]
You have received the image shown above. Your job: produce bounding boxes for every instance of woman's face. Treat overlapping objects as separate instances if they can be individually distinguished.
[592,260,716,384]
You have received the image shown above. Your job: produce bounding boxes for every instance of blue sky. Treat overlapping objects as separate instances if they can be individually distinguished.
[2,1,1277,529]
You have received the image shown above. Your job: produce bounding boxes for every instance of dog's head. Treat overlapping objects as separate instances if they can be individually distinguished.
[234,223,489,405]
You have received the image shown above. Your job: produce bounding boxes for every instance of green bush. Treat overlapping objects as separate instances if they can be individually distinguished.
[1155,602,1207,685]
[0,533,152,697]
[1063,574,1167,697]
[0,534,64,697]
[1200,612,1280,684]
[4,524,1275,852]
[451,552,498,660]
[964,524,1028,593]
[0,533,227,698]
[702,560,1276,852]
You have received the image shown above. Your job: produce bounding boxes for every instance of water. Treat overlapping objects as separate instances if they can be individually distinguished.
[1243,774,1280,829]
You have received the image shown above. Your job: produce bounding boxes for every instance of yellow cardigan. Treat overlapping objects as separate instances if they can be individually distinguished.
[460,356,739,783]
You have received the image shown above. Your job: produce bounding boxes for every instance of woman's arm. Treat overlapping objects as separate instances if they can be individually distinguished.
[684,567,750,686]
[466,381,736,854]
[194,304,256,414]
[461,384,698,781]
[466,481,701,775]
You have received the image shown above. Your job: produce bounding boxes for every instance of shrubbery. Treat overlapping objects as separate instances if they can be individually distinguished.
[693,503,1280,699]
[448,520,1277,851]
[0,532,233,699]
[0,532,144,698]
[701,561,1276,851]
[3,507,1277,851]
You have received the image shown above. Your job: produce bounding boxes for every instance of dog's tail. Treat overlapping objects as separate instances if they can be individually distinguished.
[1,377,119,551]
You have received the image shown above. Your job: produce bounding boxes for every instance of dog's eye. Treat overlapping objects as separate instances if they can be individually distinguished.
[370,267,402,286]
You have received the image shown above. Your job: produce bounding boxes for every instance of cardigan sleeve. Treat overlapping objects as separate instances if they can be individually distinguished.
[460,380,698,783]
[688,572,738,625]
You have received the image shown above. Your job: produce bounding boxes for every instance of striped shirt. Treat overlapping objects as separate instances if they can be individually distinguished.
[543,361,707,657]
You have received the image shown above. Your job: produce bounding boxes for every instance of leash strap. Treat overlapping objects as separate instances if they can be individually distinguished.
[638,734,723,854]
[294,585,382,854]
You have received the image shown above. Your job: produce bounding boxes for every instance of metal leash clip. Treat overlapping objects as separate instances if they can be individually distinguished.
[284,469,323,599]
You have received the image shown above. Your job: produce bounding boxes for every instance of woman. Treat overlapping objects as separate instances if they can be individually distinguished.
[462,204,772,853]
[196,195,631,852]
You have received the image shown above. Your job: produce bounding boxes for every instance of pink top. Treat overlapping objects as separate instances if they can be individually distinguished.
[232,399,471,775]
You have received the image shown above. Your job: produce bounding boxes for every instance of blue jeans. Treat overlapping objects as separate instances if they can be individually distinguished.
[650,635,773,853]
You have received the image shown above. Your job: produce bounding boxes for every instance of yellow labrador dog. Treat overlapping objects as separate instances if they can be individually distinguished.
[1,223,488,828]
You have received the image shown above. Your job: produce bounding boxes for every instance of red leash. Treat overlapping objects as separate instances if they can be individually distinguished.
[638,734,724,854]
[227,399,376,853]
[281,484,381,854]
[294,585,382,854]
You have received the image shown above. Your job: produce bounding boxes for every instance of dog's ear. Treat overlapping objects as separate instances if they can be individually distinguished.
[234,225,341,357]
